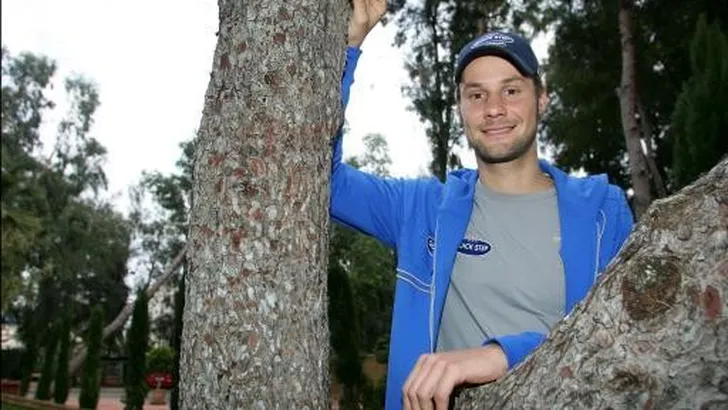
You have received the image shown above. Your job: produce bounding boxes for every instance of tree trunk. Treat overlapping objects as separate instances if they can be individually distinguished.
[617,0,653,219]
[68,244,187,376]
[637,99,667,198]
[456,157,728,408]
[178,1,346,408]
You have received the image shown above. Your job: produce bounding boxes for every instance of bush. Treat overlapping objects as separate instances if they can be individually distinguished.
[146,346,175,375]
[1,349,25,380]
[79,306,104,410]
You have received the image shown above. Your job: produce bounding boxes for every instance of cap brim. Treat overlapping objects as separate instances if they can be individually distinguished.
[456,46,535,82]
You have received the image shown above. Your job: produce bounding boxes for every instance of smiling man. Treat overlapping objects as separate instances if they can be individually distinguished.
[330,1,635,409]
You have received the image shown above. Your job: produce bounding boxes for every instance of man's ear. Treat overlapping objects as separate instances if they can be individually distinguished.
[538,85,549,113]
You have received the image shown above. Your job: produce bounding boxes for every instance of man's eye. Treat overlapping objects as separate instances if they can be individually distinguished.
[469,92,483,100]
[505,87,521,96]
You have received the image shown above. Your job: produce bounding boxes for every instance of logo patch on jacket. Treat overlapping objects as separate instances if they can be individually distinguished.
[458,239,491,256]
[426,237,491,256]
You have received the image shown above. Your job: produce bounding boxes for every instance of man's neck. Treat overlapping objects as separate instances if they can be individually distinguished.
[477,152,553,195]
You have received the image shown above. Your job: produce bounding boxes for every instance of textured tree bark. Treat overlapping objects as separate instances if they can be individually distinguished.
[67,244,188,376]
[456,157,728,408]
[179,1,346,409]
[617,0,653,219]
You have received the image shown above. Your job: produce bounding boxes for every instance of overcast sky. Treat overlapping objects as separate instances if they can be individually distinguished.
[2,0,549,214]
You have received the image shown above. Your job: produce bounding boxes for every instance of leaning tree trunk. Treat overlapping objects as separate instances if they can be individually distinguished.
[67,244,188,376]
[179,1,346,409]
[457,157,728,408]
[617,0,652,219]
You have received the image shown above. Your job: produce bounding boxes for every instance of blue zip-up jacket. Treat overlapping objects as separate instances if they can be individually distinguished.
[332,47,634,410]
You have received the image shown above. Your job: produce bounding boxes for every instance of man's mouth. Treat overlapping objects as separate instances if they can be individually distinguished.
[481,125,516,136]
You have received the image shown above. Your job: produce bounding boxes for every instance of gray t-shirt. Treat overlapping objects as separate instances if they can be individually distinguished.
[436,181,564,352]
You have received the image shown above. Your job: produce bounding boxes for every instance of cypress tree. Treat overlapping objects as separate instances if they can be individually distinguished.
[79,306,104,410]
[170,274,185,410]
[19,314,38,397]
[53,314,72,404]
[35,321,59,400]
[124,291,149,410]
[328,263,365,409]
[671,15,728,189]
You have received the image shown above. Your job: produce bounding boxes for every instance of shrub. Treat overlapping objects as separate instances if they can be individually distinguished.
[146,346,175,375]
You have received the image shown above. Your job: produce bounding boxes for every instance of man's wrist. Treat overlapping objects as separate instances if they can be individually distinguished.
[478,344,508,383]
[347,37,364,48]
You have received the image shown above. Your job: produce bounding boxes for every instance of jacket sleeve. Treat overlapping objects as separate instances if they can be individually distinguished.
[484,332,546,370]
[609,186,634,259]
[330,47,407,248]
[600,185,635,271]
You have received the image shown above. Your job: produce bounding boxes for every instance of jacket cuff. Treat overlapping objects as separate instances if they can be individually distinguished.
[483,332,546,369]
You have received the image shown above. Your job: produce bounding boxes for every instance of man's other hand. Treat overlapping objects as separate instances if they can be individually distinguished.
[348,0,387,47]
[402,344,508,410]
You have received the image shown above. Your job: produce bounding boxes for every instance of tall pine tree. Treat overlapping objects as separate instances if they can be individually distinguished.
[670,15,728,189]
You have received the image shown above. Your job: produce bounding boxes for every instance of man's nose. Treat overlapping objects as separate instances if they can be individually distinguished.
[483,95,506,117]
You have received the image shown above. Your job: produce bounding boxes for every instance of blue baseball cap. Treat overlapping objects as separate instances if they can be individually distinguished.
[454,31,539,83]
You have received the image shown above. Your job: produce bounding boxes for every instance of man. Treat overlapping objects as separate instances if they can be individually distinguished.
[333,1,634,409]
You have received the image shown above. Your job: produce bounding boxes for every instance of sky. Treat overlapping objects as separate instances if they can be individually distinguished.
[1,0,549,214]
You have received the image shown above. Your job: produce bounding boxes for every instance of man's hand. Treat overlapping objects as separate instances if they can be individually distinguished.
[348,0,387,47]
[402,344,508,410]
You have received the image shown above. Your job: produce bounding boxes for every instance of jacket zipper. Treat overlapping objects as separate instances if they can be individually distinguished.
[594,209,607,281]
[429,221,439,353]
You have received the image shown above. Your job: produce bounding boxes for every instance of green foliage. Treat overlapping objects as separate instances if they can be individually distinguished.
[542,0,727,192]
[53,314,72,404]
[35,321,59,400]
[328,259,364,409]
[388,0,550,180]
[1,348,25,380]
[327,134,397,408]
[132,138,193,344]
[1,47,131,360]
[146,345,175,374]
[1,47,54,310]
[79,306,104,410]
[542,0,630,186]
[670,15,728,189]
[125,292,149,410]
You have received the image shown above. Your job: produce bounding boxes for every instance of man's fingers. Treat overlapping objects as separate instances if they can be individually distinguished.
[433,365,459,410]
[414,359,446,410]
[403,355,426,410]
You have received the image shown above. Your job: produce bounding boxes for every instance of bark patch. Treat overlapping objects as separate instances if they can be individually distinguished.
[702,285,722,319]
[621,257,681,321]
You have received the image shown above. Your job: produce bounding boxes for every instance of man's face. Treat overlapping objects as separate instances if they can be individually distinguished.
[457,55,547,164]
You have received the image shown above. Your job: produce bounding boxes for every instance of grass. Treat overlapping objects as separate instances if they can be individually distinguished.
[1,403,34,410]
